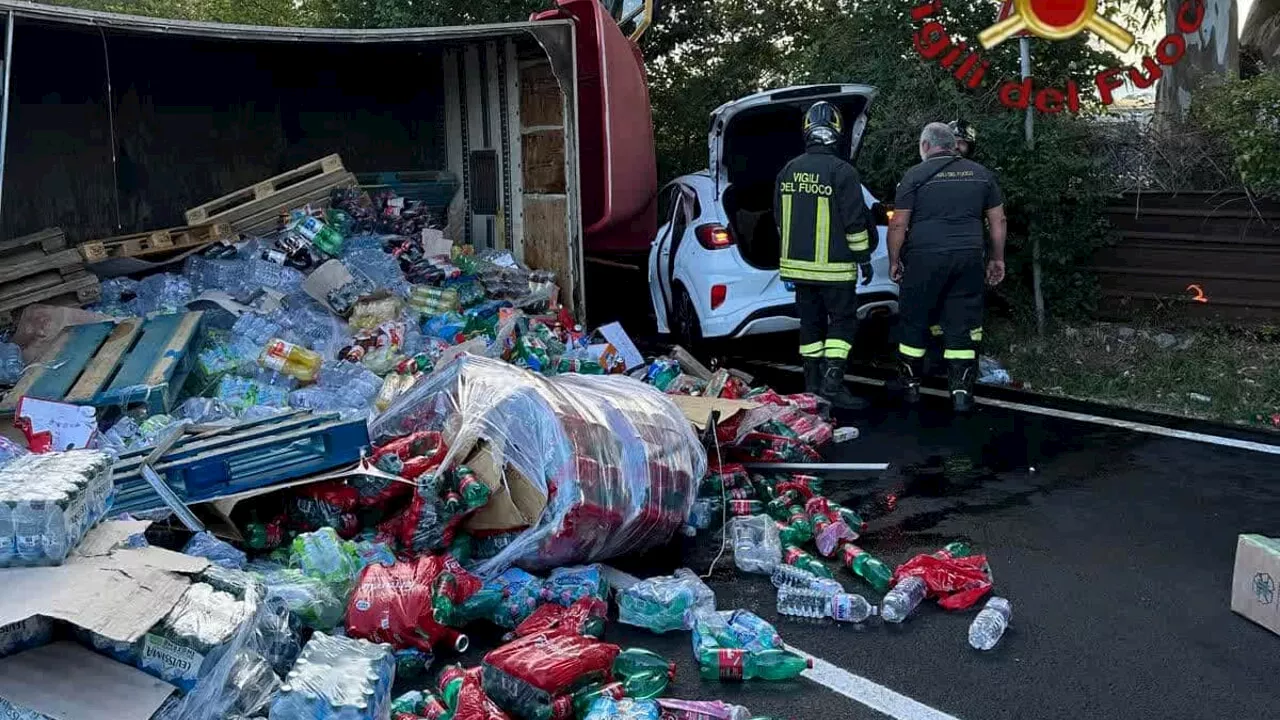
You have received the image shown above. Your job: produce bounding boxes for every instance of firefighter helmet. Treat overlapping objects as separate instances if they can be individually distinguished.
[949,119,977,157]
[804,102,843,147]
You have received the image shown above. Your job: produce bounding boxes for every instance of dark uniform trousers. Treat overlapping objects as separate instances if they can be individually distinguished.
[898,250,984,371]
[797,283,858,361]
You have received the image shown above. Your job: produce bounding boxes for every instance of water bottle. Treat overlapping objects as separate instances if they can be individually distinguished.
[770,564,843,596]
[0,342,23,385]
[726,610,782,651]
[13,499,44,565]
[0,501,14,566]
[968,596,1012,650]
[880,576,928,623]
[729,515,780,574]
[833,426,859,442]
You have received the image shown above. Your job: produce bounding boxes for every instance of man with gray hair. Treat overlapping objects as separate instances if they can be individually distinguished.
[886,121,1007,413]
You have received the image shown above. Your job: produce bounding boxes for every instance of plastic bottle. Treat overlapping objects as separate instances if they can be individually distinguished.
[729,515,781,574]
[258,338,322,383]
[881,576,928,624]
[782,546,833,579]
[839,543,893,591]
[777,587,875,623]
[968,596,1012,650]
[455,465,490,509]
[613,648,676,685]
[13,499,43,566]
[572,681,626,717]
[833,426,860,442]
[0,501,12,566]
[438,664,468,709]
[697,648,812,681]
[657,698,752,720]
[934,541,973,559]
[770,564,843,596]
[727,610,782,651]
[0,342,24,385]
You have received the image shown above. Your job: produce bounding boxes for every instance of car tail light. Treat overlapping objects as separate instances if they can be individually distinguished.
[872,202,893,226]
[696,224,735,250]
[710,284,727,310]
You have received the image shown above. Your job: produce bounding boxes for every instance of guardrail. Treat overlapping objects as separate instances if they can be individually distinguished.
[1097,191,1280,323]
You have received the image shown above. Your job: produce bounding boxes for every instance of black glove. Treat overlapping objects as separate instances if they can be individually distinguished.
[858,262,874,286]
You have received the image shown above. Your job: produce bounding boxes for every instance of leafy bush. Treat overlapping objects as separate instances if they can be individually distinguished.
[1193,72,1280,197]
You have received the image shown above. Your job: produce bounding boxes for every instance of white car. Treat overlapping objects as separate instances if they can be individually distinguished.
[648,84,899,346]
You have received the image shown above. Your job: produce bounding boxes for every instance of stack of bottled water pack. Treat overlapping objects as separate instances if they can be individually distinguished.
[0,450,114,567]
[269,632,395,720]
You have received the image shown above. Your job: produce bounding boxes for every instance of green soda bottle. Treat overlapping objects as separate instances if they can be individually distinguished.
[933,541,972,559]
[783,546,833,579]
[622,670,671,699]
[438,664,468,709]
[440,491,465,518]
[775,521,808,548]
[766,491,799,520]
[840,543,893,591]
[785,507,813,536]
[452,585,503,625]
[455,466,491,509]
[450,533,474,564]
[613,648,676,682]
[697,648,812,681]
[830,504,867,533]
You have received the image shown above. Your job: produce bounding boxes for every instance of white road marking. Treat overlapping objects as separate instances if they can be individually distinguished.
[785,644,964,720]
[758,361,1280,457]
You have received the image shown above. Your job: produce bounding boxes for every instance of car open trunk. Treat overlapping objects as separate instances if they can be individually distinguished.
[711,85,875,270]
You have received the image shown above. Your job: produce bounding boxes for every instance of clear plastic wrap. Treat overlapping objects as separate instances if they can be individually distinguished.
[0,449,114,567]
[269,632,396,720]
[345,555,481,654]
[370,356,706,575]
[729,515,782,575]
[184,531,249,570]
[616,569,715,634]
[481,633,620,720]
[147,568,298,720]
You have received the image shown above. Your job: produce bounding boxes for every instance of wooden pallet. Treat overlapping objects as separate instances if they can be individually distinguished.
[0,312,203,414]
[78,222,235,263]
[0,227,65,256]
[184,154,354,229]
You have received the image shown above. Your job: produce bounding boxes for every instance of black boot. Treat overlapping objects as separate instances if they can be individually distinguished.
[899,358,922,404]
[948,360,977,414]
[803,358,824,396]
[821,359,869,411]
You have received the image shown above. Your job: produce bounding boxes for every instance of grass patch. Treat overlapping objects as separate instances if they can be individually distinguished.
[985,318,1280,431]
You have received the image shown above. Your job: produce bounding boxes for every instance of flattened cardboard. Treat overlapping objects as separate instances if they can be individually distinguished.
[0,522,206,645]
[668,395,760,431]
[464,440,546,533]
[1231,534,1280,637]
[302,259,356,315]
[0,642,176,720]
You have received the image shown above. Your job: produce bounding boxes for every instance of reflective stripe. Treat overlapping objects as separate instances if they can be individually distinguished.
[781,194,793,258]
[944,349,977,360]
[846,230,870,253]
[929,325,944,337]
[781,257,856,274]
[899,344,927,358]
[825,339,852,359]
[799,341,826,358]
[780,265,858,282]
[815,197,830,266]
[970,327,984,342]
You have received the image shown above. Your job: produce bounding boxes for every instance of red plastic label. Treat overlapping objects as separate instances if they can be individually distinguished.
[717,649,746,680]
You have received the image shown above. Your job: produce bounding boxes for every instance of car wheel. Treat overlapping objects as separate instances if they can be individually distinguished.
[672,285,703,349]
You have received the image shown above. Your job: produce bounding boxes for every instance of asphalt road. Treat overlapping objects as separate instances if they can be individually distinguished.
[600,371,1280,720]
[432,357,1280,720]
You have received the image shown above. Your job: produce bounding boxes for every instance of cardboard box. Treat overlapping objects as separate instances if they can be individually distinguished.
[0,642,177,720]
[1231,534,1280,637]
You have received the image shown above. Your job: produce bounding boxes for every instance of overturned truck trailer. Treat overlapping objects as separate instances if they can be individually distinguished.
[0,0,658,314]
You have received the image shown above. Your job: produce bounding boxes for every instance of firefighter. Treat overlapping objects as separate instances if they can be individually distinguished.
[949,119,978,159]
[774,101,877,410]
[888,122,1007,413]
[922,120,981,352]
